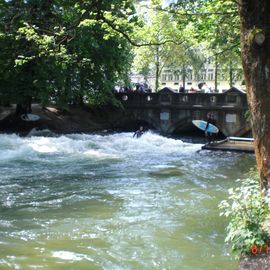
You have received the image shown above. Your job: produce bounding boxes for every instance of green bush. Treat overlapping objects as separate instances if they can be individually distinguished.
[219,170,270,257]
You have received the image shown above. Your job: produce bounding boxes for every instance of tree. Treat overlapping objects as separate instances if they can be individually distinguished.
[237,0,270,189]
[172,0,243,91]
[132,0,243,92]
[132,0,191,91]
[0,0,137,110]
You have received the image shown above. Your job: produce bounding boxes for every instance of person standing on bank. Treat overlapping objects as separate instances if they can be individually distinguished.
[205,114,216,144]
[133,126,144,138]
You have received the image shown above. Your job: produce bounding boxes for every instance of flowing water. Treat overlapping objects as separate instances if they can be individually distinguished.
[0,132,255,270]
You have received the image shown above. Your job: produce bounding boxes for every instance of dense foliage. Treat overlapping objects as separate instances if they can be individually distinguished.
[172,0,242,88]
[0,0,136,110]
[219,170,270,257]
[132,0,193,91]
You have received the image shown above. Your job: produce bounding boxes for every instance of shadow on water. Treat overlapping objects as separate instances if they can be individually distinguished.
[148,166,185,179]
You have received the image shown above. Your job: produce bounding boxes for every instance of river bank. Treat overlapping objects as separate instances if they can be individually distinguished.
[0,104,121,135]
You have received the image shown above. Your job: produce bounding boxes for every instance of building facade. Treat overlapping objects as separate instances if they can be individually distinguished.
[160,59,244,93]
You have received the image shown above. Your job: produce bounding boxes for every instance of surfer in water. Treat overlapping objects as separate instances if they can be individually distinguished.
[205,114,216,144]
[133,126,144,138]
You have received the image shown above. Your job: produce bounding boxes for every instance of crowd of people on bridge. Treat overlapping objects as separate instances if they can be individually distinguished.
[180,82,214,93]
[113,83,152,94]
[113,81,216,94]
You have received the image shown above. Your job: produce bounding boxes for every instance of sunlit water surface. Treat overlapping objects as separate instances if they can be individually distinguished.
[0,132,255,270]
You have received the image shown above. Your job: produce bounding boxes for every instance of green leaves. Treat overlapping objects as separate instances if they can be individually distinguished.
[0,0,136,108]
[132,0,193,91]
[219,170,270,257]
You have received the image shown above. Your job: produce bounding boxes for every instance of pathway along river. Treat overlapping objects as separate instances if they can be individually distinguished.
[0,132,255,270]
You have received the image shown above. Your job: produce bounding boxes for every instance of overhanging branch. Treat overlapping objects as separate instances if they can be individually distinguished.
[99,14,185,47]
[139,4,238,17]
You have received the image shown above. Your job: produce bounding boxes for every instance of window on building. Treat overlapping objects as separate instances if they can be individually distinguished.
[187,69,193,80]
[201,69,206,80]
[162,74,167,81]
[208,69,214,80]
[174,74,180,81]
[168,74,173,81]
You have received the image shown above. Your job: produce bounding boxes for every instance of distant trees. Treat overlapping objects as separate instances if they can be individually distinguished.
[132,0,202,91]
[132,0,243,91]
[172,0,242,90]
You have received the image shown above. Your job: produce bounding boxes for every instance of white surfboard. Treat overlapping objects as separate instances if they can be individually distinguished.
[229,137,254,142]
[21,113,40,122]
[192,120,219,134]
[0,110,11,120]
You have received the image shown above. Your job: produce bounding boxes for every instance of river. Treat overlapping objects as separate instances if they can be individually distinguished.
[0,132,255,270]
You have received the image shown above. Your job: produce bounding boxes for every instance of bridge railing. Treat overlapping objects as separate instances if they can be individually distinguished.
[116,92,248,109]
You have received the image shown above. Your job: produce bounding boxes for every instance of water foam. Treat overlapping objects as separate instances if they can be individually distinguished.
[0,132,202,163]
[52,251,93,262]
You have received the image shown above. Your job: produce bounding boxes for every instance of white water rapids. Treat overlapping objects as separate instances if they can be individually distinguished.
[0,132,255,269]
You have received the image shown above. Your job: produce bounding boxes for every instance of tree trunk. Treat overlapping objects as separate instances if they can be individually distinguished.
[229,59,233,88]
[238,0,270,189]
[215,55,218,92]
[182,64,186,90]
[154,47,160,92]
